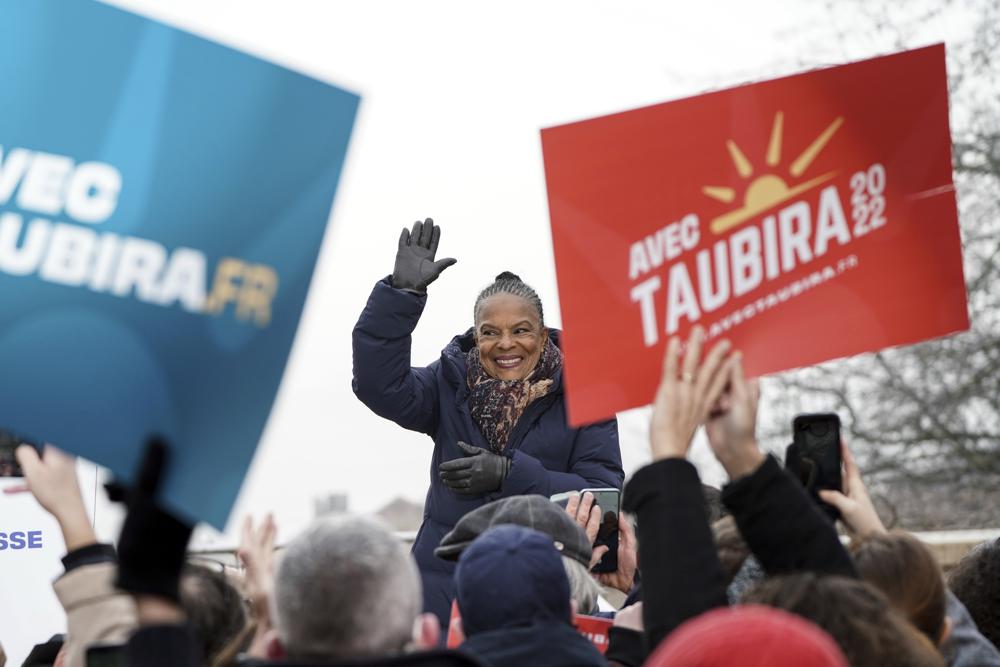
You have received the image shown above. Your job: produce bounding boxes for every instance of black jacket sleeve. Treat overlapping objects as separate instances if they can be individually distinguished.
[622,459,728,653]
[721,456,856,578]
[352,278,440,436]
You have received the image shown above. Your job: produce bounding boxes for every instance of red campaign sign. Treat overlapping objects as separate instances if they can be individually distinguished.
[573,613,614,654]
[445,600,614,654]
[542,44,969,426]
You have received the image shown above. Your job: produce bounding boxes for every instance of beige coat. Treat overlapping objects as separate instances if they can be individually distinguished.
[53,562,138,667]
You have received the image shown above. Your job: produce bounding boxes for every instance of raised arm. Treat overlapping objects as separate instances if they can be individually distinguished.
[352,219,456,435]
[705,359,856,579]
[624,328,735,650]
[14,445,137,667]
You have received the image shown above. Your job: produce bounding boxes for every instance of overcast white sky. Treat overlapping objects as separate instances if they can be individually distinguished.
[73,0,978,548]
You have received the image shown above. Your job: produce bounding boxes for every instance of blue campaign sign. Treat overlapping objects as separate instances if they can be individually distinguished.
[0,1,359,528]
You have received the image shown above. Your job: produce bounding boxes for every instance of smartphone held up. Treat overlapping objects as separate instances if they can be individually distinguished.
[551,487,621,573]
[786,413,843,521]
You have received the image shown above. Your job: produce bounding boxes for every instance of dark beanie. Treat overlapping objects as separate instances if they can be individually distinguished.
[435,494,592,568]
[455,525,572,637]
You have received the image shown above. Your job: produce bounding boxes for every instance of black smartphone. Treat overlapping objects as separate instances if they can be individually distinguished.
[86,643,126,667]
[790,413,842,520]
[0,429,40,478]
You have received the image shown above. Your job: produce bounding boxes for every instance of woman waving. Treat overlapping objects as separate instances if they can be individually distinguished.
[352,218,623,626]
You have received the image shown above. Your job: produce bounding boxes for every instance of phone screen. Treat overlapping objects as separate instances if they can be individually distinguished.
[588,490,619,540]
[583,488,620,574]
[792,413,842,519]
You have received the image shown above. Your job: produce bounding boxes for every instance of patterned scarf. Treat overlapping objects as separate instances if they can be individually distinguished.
[467,337,562,454]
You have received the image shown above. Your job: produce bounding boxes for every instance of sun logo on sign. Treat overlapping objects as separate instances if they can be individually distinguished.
[702,112,844,235]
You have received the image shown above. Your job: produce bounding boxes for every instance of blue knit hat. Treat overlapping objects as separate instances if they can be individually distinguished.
[455,524,572,636]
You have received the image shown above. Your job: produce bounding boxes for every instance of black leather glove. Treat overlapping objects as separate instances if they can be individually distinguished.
[438,441,510,496]
[391,218,456,292]
[106,438,193,603]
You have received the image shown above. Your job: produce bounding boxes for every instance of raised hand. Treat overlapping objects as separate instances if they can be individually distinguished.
[14,445,95,552]
[392,218,457,292]
[238,514,278,659]
[649,326,733,460]
[704,354,765,480]
[818,441,886,538]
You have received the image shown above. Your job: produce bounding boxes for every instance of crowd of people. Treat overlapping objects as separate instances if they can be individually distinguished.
[3,221,999,666]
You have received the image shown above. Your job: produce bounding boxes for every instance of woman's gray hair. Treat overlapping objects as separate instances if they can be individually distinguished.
[474,271,544,326]
[562,556,602,615]
[272,515,421,660]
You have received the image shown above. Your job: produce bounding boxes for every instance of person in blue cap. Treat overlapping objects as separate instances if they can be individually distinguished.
[453,524,606,667]
[352,219,623,626]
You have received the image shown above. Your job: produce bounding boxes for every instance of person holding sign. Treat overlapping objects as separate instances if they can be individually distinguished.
[352,219,623,626]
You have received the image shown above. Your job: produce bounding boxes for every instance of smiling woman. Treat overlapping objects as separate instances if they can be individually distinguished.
[352,220,623,628]
[475,281,547,381]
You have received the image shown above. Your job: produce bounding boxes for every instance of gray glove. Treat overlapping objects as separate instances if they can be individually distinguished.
[392,218,457,292]
[439,441,510,496]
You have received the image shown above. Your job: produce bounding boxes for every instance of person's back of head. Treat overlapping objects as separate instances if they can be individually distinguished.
[850,531,949,645]
[743,573,946,667]
[713,515,750,585]
[702,484,728,524]
[947,537,1000,649]
[272,515,433,661]
[455,524,572,636]
[647,605,848,667]
[179,563,248,666]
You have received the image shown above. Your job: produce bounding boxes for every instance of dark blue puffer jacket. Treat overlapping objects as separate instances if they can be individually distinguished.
[352,279,623,626]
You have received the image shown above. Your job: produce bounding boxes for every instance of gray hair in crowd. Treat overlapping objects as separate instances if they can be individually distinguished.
[562,557,602,614]
[273,515,421,660]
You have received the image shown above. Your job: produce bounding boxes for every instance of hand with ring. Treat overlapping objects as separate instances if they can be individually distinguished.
[649,326,735,461]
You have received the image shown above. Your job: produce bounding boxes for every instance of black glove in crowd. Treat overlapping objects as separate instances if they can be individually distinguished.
[439,441,510,496]
[391,218,457,293]
[107,438,194,603]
